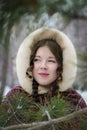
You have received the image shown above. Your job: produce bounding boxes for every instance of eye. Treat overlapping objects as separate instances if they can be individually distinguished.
[33,58,40,62]
[48,60,56,63]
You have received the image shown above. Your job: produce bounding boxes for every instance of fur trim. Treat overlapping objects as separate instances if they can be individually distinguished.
[16,27,77,94]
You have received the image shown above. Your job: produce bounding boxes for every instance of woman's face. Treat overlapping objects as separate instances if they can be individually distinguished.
[32,46,58,86]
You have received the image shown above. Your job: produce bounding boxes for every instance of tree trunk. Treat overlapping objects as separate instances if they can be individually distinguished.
[0,19,13,102]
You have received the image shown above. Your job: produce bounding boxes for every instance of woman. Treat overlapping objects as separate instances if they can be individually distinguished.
[4,27,87,129]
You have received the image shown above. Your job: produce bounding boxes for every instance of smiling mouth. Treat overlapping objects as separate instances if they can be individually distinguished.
[39,73,49,77]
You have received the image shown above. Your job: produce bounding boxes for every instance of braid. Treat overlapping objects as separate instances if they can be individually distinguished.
[32,79,39,102]
[51,81,59,96]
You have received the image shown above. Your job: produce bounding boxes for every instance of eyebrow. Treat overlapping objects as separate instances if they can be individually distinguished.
[34,56,40,58]
[35,56,56,59]
[48,57,56,59]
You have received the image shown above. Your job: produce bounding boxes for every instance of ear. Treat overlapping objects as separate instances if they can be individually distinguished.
[26,67,33,79]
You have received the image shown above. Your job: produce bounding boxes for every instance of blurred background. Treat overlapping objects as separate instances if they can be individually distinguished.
[0,0,87,102]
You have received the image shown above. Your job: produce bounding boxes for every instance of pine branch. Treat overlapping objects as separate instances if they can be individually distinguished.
[43,110,55,130]
[7,97,23,124]
[3,107,87,130]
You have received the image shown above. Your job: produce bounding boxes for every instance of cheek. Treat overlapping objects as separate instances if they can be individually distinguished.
[32,65,38,76]
[33,64,39,69]
[53,69,58,80]
[50,67,58,77]
[53,66,58,76]
[52,65,58,73]
[53,70,58,77]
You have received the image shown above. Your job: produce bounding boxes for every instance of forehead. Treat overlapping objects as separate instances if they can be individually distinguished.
[35,46,55,57]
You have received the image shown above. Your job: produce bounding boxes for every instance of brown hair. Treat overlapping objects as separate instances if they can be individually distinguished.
[26,39,63,102]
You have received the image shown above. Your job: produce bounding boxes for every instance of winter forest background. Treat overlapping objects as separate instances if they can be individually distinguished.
[0,0,87,102]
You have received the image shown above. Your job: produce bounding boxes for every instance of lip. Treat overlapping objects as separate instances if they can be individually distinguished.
[39,73,49,77]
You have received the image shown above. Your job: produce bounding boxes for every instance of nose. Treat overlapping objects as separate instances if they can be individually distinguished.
[40,61,47,69]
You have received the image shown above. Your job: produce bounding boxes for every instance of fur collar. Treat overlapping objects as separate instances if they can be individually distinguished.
[16,27,77,94]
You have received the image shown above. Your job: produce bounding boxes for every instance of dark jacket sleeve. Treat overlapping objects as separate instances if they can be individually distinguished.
[61,88,87,110]
[6,85,23,96]
[2,86,27,111]
[61,88,87,130]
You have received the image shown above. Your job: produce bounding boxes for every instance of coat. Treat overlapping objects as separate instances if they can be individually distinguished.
[4,85,87,130]
[7,85,86,110]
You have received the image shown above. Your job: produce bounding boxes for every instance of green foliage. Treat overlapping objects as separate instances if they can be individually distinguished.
[1,93,40,126]
[38,0,87,18]
[0,92,87,130]
[0,93,70,128]
[0,0,86,45]
[36,95,70,121]
[80,118,87,130]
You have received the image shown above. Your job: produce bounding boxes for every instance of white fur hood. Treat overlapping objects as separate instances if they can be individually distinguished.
[16,27,77,94]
